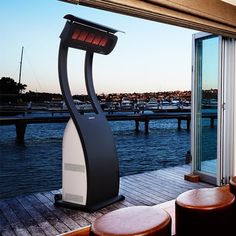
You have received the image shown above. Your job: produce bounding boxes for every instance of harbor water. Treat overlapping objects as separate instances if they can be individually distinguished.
[0,112,195,199]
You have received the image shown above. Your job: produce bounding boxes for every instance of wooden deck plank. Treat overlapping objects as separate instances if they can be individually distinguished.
[44,191,95,227]
[1,230,17,236]
[121,178,170,203]
[16,195,60,236]
[40,192,85,228]
[0,165,215,236]
[120,186,154,205]
[0,200,31,236]
[6,198,45,236]
[49,191,103,224]
[117,194,141,206]
[0,200,21,225]
[33,193,74,234]
[106,196,134,208]
[42,192,86,229]
[133,171,185,192]
[6,198,37,226]
[0,208,10,231]
[25,194,61,235]
[0,209,16,235]
[123,174,178,198]
[120,183,158,205]
[124,175,179,200]
[141,171,199,191]
[11,223,31,236]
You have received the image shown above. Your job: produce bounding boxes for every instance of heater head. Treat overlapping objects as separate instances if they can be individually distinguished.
[60,14,119,55]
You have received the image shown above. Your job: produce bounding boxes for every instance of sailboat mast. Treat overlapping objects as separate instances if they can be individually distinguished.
[18,46,24,85]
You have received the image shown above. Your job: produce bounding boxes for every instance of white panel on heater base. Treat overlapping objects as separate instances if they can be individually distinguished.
[62,118,87,205]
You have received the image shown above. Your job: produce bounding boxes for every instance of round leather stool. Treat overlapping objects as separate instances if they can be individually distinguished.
[230,176,236,196]
[229,176,236,220]
[175,188,235,236]
[91,206,171,236]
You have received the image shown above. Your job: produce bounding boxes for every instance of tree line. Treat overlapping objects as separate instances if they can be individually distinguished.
[0,77,62,103]
[0,77,27,94]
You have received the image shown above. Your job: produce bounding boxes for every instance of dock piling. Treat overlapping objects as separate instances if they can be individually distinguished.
[187,118,191,131]
[15,121,27,143]
[145,120,149,134]
[135,120,139,132]
[211,117,214,128]
[178,118,181,130]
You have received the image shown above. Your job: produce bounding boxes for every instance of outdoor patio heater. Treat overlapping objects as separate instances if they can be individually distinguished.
[55,14,124,211]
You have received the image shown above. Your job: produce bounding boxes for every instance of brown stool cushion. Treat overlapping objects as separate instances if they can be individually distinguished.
[91,206,171,236]
[175,188,235,236]
[176,187,234,211]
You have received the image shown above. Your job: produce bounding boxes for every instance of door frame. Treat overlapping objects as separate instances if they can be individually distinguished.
[191,33,236,185]
[220,38,236,183]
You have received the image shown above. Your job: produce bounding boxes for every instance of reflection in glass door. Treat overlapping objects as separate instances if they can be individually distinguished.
[192,33,220,184]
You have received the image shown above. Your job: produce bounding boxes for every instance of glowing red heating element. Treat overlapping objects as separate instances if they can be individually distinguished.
[72,29,108,47]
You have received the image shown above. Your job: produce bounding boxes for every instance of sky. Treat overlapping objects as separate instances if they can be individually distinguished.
[202,36,219,90]
[0,0,197,95]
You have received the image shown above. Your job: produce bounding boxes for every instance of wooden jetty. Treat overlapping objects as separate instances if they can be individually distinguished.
[0,165,213,236]
[0,112,216,142]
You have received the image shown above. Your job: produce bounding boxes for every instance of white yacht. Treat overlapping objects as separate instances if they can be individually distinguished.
[146,97,159,111]
[159,100,171,110]
[62,100,93,111]
[136,99,146,110]
[120,97,133,110]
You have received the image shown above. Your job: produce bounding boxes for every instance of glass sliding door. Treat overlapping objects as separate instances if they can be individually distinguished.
[192,32,236,186]
[192,33,221,185]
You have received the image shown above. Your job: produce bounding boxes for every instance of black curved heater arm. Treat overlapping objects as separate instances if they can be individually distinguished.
[58,42,85,137]
[84,51,103,114]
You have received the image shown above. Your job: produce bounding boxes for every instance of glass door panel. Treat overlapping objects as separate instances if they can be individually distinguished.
[193,33,220,183]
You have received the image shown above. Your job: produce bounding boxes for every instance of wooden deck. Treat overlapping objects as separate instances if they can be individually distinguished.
[0,165,213,236]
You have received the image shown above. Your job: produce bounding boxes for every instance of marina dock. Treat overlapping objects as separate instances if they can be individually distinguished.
[0,112,216,141]
[0,165,213,236]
